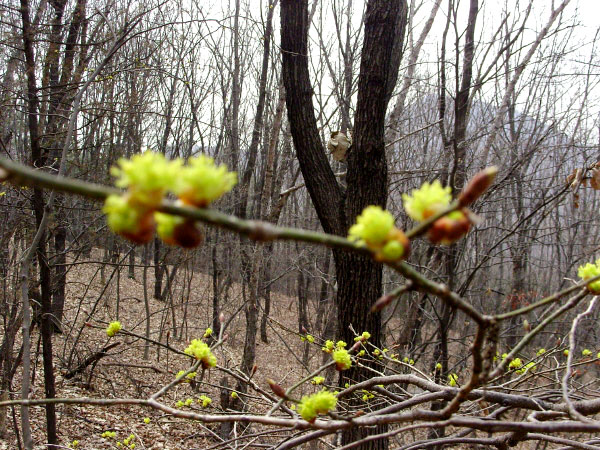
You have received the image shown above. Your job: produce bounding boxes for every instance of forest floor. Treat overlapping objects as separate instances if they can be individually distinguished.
[0,249,329,450]
[1,250,574,449]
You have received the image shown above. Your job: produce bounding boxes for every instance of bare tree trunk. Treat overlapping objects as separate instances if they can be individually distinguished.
[281,1,408,447]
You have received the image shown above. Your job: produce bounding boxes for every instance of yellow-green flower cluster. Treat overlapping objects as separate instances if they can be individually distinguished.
[583,349,592,357]
[301,334,315,343]
[123,434,135,449]
[203,327,213,338]
[198,395,212,407]
[332,348,352,371]
[297,390,337,422]
[536,348,546,356]
[103,195,154,243]
[322,340,335,353]
[175,370,197,382]
[448,373,458,387]
[104,152,236,245]
[311,376,325,385]
[143,417,150,424]
[71,440,79,448]
[515,361,536,374]
[354,331,371,342]
[402,180,452,222]
[111,152,182,207]
[508,358,522,370]
[154,211,185,242]
[106,321,122,337]
[101,431,117,439]
[349,206,395,246]
[348,206,409,262]
[184,339,217,369]
[176,155,237,207]
[362,390,375,402]
[578,260,600,293]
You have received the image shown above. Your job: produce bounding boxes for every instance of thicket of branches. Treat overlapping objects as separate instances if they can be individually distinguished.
[1,0,600,448]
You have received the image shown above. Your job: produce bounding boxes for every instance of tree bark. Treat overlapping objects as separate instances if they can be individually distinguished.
[281,1,407,447]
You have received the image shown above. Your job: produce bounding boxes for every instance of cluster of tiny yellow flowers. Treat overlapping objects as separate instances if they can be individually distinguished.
[101,431,117,439]
[435,362,442,370]
[231,391,238,399]
[354,331,371,342]
[198,395,212,407]
[143,417,150,424]
[583,349,592,357]
[325,340,351,371]
[332,347,352,371]
[515,361,536,375]
[508,358,522,370]
[536,348,546,356]
[348,206,409,262]
[154,211,185,244]
[106,321,122,337]
[176,155,237,208]
[448,373,458,387]
[402,180,475,245]
[184,339,217,369]
[311,376,325,385]
[578,260,600,293]
[70,440,79,448]
[123,434,136,449]
[103,152,236,245]
[297,390,337,422]
[301,334,315,343]
[362,390,375,402]
[564,349,570,357]
[203,327,213,338]
[175,370,197,382]
[321,340,335,353]
[403,180,451,221]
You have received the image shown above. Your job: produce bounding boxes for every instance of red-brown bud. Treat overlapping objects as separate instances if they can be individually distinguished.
[371,294,395,312]
[459,166,498,207]
[350,341,361,352]
[121,211,155,244]
[173,219,203,248]
[428,209,471,245]
[267,379,287,399]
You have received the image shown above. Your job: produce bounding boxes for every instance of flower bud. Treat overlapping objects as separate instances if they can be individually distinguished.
[267,379,287,399]
[428,209,471,245]
[459,166,498,207]
[173,220,203,248]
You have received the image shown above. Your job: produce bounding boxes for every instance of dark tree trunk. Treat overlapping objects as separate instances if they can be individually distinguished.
[281,0,407,447]
[52,224,66,332]
[20,0,59,443]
